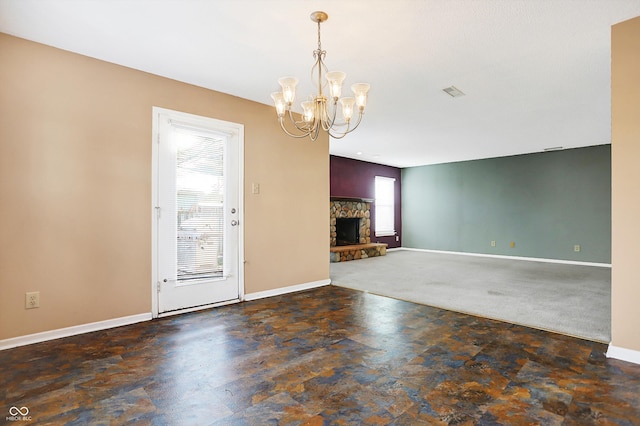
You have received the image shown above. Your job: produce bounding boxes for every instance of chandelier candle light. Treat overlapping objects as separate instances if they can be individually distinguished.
[271,11,370,141]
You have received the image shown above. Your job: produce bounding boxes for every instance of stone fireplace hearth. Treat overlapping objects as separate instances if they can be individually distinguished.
[329,198,387,262]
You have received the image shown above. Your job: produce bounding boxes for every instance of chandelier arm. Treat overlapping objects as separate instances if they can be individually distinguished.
[286,109,314,133]
[345,112,365,132]
[328,118,352,139]
[328,112,364,139]
[328,117,353,139]
[325,111,361,130]
[328,131,349,140]
[280,109,327,141]
[311,123,321,141]
[330,99,338,127]
[328,126,353,139]
[278,118,313,139]
[278,112,328,142]
[323,99,339,131]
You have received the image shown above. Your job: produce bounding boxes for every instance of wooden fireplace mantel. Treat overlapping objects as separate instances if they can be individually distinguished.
[330,196,375,203]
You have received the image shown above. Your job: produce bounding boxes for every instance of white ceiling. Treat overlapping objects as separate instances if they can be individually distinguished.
[1,1,639,168]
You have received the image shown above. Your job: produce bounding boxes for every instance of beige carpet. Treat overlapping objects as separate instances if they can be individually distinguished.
[330,249,611,342]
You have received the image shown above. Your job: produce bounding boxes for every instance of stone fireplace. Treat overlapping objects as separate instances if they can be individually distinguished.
[330,200,370,246]
[329,198,387,262]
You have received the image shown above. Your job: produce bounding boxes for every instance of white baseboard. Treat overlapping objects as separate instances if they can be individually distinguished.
[244,278,331,301]
[399,247,611,268]
[1,279,332,350]
[0,313,152,351]
[607,344,640,365]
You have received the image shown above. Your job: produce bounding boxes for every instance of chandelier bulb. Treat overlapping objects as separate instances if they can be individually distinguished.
[326,71,346,100]
[351,83,370,110]
[270,92,286,117]
[278,77,299,105]
[301,101,316,123]
[339,97,355,122]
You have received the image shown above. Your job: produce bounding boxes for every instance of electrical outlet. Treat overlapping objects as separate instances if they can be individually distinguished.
[251,183,260,194]
[26,291,40,309]
[510,241,515,248]
[574,244,581,252]
[491,240,496,247]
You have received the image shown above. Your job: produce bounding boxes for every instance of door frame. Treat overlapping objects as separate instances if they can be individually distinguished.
[151,106,244,318]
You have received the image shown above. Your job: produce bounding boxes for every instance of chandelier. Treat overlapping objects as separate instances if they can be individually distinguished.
[271,11,370,141]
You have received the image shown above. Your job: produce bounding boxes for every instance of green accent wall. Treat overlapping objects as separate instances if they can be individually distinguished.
[401,145,611,263]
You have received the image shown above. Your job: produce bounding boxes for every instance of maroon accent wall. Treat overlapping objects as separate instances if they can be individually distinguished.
[330,155,402,248]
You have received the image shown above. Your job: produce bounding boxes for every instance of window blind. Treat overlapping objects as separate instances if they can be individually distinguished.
[375,176,395,237]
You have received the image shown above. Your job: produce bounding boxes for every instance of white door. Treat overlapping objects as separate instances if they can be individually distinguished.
[153,108,243,315]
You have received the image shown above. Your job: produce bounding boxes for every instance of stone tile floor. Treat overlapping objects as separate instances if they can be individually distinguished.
[1,286,639,425]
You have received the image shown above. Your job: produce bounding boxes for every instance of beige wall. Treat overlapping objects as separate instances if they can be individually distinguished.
[611,17,640,352]
[0,34,329,340]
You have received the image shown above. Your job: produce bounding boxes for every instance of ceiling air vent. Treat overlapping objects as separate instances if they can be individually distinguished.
[442,86,465,98]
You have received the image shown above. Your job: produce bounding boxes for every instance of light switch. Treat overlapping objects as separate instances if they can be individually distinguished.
[252,183,260,194]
